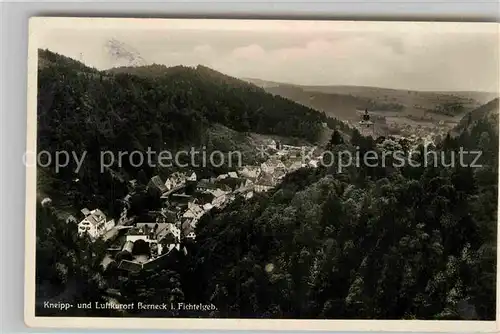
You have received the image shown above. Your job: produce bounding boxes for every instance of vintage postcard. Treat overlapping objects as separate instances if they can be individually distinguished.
[25,18,499,331]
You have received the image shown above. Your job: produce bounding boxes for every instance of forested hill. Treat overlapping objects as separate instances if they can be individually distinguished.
[39,49,327,142]
[37,49,331,213]
[107,62,328,137]
[452,98,499,135]
[184,103,498,320]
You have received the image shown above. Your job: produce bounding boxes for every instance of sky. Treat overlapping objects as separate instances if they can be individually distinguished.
[35,19,499,92]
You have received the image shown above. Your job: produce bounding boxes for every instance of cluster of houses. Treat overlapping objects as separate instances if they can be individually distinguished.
[71,139,318,273]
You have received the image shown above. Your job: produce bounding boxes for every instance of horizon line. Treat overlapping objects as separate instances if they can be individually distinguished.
[39,48,499,96]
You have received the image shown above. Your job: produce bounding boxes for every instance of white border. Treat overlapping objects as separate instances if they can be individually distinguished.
[24,17,500,332]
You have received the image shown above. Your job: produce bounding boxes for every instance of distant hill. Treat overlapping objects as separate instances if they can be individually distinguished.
[452,98,499,135]
[433,91,498,105]
[243,78,494,123]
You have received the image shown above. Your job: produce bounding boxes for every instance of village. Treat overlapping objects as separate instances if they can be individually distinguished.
[60,114,440,276]
[69,139,321,274]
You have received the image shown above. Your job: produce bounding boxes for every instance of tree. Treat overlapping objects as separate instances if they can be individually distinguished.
[328,130,344,148]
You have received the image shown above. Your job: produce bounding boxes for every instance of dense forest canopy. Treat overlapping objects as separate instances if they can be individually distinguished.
[35,49,498,320]
[185,110,498,319]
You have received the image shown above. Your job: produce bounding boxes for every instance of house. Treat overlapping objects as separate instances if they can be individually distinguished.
[308,159,319,168]
[238,166,261,180]
[128,179,138,191]
[254,174,275,193]
[122,240,134,253]
[187,172,197,182]
[102,227,120,243]
[216,173,229,180]
[164,172,188,190]
[255,184,272,193]
[267,139,277,150]
[208,188,228,208]
[244,179,254,188]
[148,175,167,194]
[169,193,192,204]
[78,208,115,240]
[182,202,205,221]
[160,208,180,223]
[276,161,286,172]
[164,178,174,191]
[272,169,286,180]
[202,203,214,212]
[182,221,196,241]
[128,222,181,245]
[228,171,238,178]
[260,161,275,174]
[118,260,142,273]
[196,180,217,191]
[221,177,246,191]
[287,160,303,172]
[156,223,181,244]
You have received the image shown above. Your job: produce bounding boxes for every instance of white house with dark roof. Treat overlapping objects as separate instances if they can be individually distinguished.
[78,208,115,240]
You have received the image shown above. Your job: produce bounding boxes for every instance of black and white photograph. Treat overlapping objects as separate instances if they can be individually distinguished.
[25,18,499,331]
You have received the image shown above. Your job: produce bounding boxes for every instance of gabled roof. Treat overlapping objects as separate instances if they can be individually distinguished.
[66,215,77,223]
[91,209,105,218]
[118,260,142,272]
[83,214,101,226]
[182,222,194,235]
[209,188,226,198]
[256,173,275,186]
[150,175,167,193]
[197,180,217,189]
[203,203,214,211]
[81,208,91,216]
[156,223,180,241]
[184,203,204,217]
[102,228,119,242]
